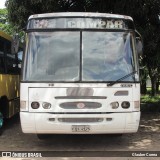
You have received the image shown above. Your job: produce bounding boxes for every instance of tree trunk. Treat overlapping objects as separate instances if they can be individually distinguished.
[141,80,147,94]
[140,67,147,95]
[151,77,157,96]
[156,79,159,93]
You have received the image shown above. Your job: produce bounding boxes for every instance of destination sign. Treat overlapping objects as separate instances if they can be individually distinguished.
[28,18,132,30]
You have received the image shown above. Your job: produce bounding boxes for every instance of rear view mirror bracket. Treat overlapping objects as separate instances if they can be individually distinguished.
[11,33,20,54]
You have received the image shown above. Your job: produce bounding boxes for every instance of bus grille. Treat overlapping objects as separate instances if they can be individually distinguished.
[59,101,102,109]
[58,118,103,123]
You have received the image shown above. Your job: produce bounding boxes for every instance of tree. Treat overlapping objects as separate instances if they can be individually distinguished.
[6,0,160,95]
[86,0,160,96]
[0,8,14,35]
[6,0,94,28]
[6,0,64,29]
[0,8,7,23]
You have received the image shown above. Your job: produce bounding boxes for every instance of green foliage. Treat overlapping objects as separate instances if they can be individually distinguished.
[6,0,60,29]
[0,23,13,35]
[5,0,160,95]
[0,8,24,42]
[0,8,13,35]
[141,94,160,112]
[0,8,7,24]
[0,8,7,15]
[141,95,160,103]
[6,0,94,28]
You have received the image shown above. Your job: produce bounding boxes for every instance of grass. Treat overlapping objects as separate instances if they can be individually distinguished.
[141,95,160,103]
[141,93,160,112]
[140,87,160,112]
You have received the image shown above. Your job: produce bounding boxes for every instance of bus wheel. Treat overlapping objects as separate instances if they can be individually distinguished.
[113,134,123,137]
[37,134,49,140]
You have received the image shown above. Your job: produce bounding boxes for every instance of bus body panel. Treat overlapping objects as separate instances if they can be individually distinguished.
[0,74,20,118]
[0,74,20,99]
[20,83,140,112]
[20,83,140,134]
[28,87,133,113]
[28,12,133,21]
[20,112,140,134]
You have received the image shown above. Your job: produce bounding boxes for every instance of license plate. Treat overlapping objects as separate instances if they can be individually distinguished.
[72,125,90,132]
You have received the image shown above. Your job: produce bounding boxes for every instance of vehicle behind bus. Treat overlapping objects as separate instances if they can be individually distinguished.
[20,13,143,137]
[0,31,22,131]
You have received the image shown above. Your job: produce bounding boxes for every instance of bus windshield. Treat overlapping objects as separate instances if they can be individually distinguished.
[24,31,136,82]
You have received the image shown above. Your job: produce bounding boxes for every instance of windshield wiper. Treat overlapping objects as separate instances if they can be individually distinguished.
[107,71,137,86]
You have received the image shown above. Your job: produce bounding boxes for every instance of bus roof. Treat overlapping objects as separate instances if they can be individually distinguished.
[29,12,133,21]
[0,30,12,42]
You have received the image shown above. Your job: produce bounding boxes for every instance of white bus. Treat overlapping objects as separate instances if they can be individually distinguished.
[20,13,142,137]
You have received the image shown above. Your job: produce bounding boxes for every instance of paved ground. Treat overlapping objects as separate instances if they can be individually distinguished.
[0,112,160,160]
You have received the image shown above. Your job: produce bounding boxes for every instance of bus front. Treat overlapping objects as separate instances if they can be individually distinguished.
[20,13,141,135]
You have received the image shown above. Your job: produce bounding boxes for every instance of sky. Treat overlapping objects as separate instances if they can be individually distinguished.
[0,0,6,9]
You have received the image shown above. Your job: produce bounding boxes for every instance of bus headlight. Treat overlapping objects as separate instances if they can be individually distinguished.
[42,102,51,109]
[31,102,40,109]
[121,101,130,109]
[110,102,119,109]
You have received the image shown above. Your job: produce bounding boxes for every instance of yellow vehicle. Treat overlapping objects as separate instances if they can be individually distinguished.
[0,30,22,122]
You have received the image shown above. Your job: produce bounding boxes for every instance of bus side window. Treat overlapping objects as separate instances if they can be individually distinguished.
[0,39,5,73]
[0,40,4,52]
[6,54,16,74]
[5,42,17,74]
[0,52,5,73]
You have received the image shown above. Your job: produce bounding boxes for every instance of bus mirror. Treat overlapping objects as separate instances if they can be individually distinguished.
[136,38,143,56]
[11,34,19,54]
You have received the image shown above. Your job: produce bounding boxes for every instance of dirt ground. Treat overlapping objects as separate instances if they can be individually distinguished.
[0,112,160,159]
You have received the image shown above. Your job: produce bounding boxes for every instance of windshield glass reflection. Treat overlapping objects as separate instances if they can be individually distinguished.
[24,32,80,81]
[24,31,136,82]
[82,32,135,81]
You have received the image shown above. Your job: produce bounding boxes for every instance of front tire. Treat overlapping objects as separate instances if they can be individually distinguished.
[37,134,49,140]
[113,134,123,137]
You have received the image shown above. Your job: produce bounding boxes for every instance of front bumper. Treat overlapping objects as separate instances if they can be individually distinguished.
[20,112,140,134]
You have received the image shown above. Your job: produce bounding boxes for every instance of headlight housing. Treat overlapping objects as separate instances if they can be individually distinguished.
[42,102,51,109]
[110,102,119,109]
[121,101,130,109]
[31,102,40,109]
